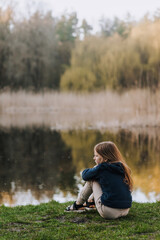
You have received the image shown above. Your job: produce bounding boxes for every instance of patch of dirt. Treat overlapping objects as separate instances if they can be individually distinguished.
[10,227,23,232]
[55,215,66,223]
[8,222,31,226]
[70,217,89,224]
[55,215,89,224]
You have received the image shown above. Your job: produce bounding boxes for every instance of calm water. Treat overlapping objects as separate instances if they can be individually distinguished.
[0,126,160,206]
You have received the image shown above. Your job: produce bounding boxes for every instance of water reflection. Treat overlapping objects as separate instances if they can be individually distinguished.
[0,127,78,206]
[0,127,160,206]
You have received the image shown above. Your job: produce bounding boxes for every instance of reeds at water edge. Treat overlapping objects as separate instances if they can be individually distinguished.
[0,89,160,129]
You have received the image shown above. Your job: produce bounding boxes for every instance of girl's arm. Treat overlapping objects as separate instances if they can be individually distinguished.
[82,165,100,181]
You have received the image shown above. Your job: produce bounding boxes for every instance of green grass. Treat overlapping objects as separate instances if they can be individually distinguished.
[0,201,160,240]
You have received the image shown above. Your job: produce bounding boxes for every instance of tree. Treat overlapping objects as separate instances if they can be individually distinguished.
[60,36,107,92]
[99,16,133,38]
[55,12,78,43]
[0,6,12,88]
[7,11,60,90]
[80,19,93,38]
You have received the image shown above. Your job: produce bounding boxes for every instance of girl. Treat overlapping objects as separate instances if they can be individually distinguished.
[66,141,133,219]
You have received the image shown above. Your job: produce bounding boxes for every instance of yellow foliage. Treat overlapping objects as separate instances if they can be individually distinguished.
[61,20,160,91]
[60,67,97,92]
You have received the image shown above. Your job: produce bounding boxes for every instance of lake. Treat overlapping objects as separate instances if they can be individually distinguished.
[0,126,160,206]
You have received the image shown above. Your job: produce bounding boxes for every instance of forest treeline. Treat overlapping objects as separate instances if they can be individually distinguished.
[1,5,160,91]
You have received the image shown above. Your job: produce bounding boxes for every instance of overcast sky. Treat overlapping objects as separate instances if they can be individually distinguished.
[17,0,160,29]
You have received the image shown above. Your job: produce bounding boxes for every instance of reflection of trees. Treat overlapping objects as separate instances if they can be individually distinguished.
[61,130,106,172]
[62,129,160,197]
[0,127,77,204]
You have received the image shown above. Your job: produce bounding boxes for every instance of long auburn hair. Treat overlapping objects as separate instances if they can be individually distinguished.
[95,141,133,191]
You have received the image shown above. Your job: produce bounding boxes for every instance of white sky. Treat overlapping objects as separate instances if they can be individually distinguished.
[17,0,160,30]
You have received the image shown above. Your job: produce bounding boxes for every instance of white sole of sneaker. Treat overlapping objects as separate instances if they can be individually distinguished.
[64,209,86,213]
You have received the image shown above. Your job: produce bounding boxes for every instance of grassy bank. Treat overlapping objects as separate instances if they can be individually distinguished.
[0,201,160,240]
[0,89,160,129]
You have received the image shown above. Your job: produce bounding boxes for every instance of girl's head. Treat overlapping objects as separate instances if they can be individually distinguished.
[94,141,123,164]
[94,141,133,191]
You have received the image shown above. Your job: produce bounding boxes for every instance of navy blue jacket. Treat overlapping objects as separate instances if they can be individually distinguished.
[82,162,132,209]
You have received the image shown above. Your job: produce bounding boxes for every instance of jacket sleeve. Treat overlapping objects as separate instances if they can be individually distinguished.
[82,165,100,181]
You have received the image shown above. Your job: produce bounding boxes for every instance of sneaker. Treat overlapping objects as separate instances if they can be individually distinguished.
[65,201,86,212]
[83,201,96,211]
